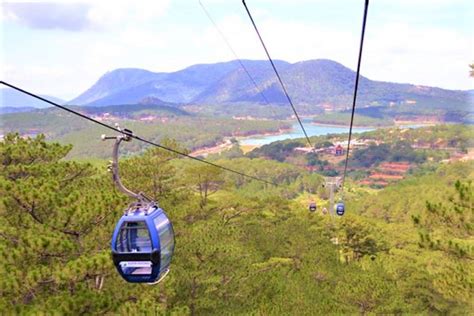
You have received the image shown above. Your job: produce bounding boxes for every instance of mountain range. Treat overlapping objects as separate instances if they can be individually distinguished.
[66,59,471,113]
[1,59,471,118]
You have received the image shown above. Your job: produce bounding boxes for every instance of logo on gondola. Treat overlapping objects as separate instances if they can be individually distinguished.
[120,261,152,268]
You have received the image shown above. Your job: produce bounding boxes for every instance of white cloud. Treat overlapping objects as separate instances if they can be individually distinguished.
[196,11,473,90]
[1,2,93,31]
[1,0,170,31]
[196,13,360,70]
[2,64,80,99]
[87,0,170,30]
[364,22,473,89]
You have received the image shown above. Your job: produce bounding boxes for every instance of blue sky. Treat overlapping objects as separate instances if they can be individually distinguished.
[1,0,473,100]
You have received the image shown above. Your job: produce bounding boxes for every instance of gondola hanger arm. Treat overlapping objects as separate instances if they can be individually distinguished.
[101,124,152,204]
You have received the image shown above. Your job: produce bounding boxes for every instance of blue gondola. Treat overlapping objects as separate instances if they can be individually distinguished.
[335,202,345,216]
[102,127,175,284]
[309,202,317,212]
[111,204,175,283]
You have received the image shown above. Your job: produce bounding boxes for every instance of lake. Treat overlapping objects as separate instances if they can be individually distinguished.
[239,121,375,146]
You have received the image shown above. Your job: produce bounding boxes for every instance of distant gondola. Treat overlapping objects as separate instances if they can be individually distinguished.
[309,202,317,212]
[335,202,345,216]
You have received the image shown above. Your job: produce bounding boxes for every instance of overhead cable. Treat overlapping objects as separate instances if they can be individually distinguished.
[341,0,370,192]
[241,0,313,148]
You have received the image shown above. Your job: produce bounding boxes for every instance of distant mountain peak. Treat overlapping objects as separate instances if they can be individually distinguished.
[99,68,157,80]
[139,96,165,105]
[69,68,163,105]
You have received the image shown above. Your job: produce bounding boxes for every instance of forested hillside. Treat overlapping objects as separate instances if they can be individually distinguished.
[0,133,472,314]
[0,109,289,159]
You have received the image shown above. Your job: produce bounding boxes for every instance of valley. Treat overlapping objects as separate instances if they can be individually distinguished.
[0,106,291,158]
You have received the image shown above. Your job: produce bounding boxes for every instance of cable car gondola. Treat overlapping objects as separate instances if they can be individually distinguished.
[335,202,345,216]
[309,202,317,212]
[102,127,175,284]
[111,203,174,283]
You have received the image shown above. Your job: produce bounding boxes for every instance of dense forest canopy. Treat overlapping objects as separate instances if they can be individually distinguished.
[0,132,472,314]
